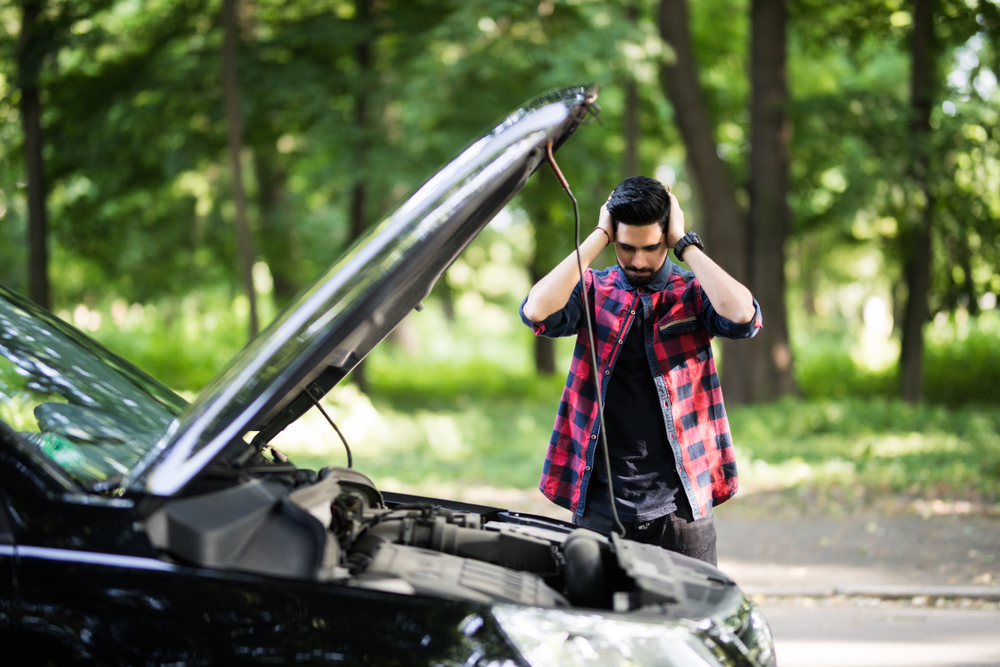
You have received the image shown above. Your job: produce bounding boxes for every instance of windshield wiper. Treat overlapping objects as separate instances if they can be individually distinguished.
[90,474,125,494]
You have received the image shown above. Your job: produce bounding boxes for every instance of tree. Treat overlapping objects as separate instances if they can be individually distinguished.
[623,1,641,179]
[658,0,752,402]
[222,0,259,339]
[18,1,50,309]
[746,0,796,399]
[898,0,936,402]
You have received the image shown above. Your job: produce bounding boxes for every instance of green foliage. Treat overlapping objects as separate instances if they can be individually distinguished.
[923,312,1000,406]
[729,397,1000,500]
[794,340,897,401]
[795,312,1000,407]
[81,287,274,392]
[367,358,565,411]
[1,0,999,437]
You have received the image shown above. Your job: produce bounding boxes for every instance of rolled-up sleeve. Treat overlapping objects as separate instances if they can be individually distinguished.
[700,290,763,340]
[519,281,585,338]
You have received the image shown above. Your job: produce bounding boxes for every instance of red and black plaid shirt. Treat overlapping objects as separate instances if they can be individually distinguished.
[520,261,762,519]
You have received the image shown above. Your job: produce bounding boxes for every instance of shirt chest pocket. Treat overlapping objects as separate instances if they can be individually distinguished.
[657,315,699,336]
[655,313,704,373]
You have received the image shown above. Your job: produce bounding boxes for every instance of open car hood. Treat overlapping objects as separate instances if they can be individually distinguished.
[128,85,597,496]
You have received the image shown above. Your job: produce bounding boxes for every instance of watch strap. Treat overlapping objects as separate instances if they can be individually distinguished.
[673,231,704,261]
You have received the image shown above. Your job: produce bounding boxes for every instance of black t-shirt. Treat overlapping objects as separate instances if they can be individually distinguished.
[587,302,683,522]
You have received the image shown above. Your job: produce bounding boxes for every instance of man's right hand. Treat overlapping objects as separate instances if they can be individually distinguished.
[598,201,614,246]
[522,195,615,323]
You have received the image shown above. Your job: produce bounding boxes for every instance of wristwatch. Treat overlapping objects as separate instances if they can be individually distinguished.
[673,231,704,261]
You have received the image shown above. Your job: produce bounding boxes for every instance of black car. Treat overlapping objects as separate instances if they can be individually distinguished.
[0,86,775,667]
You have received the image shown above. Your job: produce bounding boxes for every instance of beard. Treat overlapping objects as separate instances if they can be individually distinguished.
[619,264,658,288]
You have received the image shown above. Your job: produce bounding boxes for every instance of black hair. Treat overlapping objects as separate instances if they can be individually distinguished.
[606,176,671,233]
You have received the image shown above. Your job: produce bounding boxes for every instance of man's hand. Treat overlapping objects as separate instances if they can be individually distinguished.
[665,193,686,248]
[598,197,614,246]
[522,195,613,322]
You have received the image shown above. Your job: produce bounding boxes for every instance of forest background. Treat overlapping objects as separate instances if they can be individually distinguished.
[2,0,999,515]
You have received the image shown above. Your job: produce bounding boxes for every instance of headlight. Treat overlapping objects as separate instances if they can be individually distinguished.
[492,605,726,667]
[718,598,776,667]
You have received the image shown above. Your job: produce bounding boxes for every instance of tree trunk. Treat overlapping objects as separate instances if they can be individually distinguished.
[746,0,796,400]
[19,1,49,309]
[253,144,299,307]
[623,79,640,179]
[349,0,375,393]
[899,0,935,403]
[959,226,977,316]
[222,0,259,339]
[623,3,641,179]
[658,0,750,402]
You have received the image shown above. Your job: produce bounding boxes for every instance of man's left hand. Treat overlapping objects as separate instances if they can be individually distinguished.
[665,193,686,248]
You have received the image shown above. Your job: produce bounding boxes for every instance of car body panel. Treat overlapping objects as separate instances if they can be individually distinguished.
[0,492,15,644]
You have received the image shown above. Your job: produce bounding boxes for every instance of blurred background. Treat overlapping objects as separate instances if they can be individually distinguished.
[1,0,998,518]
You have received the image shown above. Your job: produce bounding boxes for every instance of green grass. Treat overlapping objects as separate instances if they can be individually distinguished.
[729,397,1000,500]
[274,358,1000,506]
[72,291,1000,505]
[274,366,566,489]
[795,311,1000,407]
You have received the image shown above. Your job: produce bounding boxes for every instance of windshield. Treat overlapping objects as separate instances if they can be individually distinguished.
[0,286,186,489]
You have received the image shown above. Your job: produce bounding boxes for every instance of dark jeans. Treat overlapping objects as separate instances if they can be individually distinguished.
[571,503,717,566]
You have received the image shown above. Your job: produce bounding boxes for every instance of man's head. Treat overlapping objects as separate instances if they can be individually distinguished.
[606,176,671,288]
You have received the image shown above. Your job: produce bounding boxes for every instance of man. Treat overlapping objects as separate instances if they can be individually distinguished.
[520,176,762,565]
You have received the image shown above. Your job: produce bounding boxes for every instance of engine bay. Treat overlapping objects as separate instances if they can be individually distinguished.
[145,466,738,616]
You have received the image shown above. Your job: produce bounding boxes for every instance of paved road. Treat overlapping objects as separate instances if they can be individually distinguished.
[715,513,1000,590]
[760,602,1000,667]
[715,511,1000,667]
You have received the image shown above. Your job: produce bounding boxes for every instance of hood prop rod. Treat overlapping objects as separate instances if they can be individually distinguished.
[545,140,625,538]
[307,387,353,469]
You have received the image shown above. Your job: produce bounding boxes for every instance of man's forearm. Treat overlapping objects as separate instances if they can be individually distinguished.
[680,247,756,324]
[522,228,608,322]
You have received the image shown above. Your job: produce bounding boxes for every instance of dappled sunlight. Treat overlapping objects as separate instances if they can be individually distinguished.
[275,387,496,472]
[866,433,961,458]
[271,384,409,461]
[54,287,283,392]
[735,450,858,494]
[852,295,899,372]
[415,414,469,462]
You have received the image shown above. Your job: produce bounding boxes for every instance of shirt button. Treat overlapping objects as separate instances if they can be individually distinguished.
[591,434,597,440]
[630,310,635,314]
[585,466,591,471]
[604,369,611,375]
[618,339,623,344]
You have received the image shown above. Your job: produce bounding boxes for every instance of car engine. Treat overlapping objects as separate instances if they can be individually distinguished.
[145,465,739,617]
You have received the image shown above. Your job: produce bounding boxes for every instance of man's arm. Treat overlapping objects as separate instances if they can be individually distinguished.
[666,193,756,324]
[521,203,613,323]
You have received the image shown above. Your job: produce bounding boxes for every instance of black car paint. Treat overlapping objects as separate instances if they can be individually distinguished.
[0,430,524,665]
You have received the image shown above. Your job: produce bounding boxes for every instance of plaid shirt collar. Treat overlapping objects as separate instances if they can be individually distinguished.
[613,255,675,292]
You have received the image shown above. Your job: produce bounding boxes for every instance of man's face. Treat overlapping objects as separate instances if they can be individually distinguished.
[614,222,668,288]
